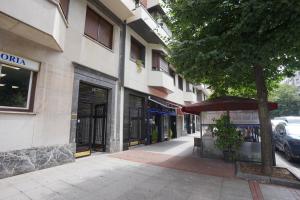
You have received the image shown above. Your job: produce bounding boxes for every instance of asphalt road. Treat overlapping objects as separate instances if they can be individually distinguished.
[276,151,300,179]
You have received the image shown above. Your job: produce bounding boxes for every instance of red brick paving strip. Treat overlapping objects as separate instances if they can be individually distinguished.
[289,188,300,199]
[249,181,264,200]
[110,150,235,178]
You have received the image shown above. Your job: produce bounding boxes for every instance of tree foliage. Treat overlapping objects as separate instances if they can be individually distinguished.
[168,0,300,91]
[269,84,300,117]
[167,0,300,174]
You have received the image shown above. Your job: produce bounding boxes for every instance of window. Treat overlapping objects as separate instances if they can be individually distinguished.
[0,64,36,111]
[197,91,203,102]
[59,0,69,19]
[84,7,114,49]
[178,76,183,90]
[169,69,175,85]
[152,51,159,70]
[130,37,145,64]
[136,0,147,8]
[186,81,192,92]
[152,50,169,73]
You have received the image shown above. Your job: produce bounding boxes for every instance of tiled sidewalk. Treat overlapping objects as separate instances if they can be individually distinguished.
[0,135,299,200]
[260,184,300,200]
[0,154,253,200]
[111,148,300,200]
[111,149,235,178]
[111,135,300,200]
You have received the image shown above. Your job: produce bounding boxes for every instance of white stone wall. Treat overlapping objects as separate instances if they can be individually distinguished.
[0,0,120,153]
[0,0,67,50]
[123,27,195,106]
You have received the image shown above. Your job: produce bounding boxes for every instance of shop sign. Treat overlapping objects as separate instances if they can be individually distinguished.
[202,111,259,125]
[0,51,39,71]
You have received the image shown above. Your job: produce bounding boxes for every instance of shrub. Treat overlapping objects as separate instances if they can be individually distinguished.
[152,127,158,143]
[211,115,243,152]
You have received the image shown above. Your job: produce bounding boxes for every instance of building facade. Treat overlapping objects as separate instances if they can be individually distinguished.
[0,0,205,178]
[122,0,201,149]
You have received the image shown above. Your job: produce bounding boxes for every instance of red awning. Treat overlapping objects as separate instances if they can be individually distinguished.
[181,96,278,115]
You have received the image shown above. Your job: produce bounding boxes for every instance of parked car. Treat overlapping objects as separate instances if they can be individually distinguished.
[272,117,300,161]
[274,116,300,124]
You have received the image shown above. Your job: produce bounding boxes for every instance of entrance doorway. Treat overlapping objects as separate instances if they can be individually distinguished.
[75,82,108,157]
[128,95,145,146]
[162,115,170,141]
[185,114,191,134]
[170,116,177,138]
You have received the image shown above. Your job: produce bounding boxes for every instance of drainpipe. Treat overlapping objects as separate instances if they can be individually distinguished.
[116,21,127,151]
[119,21,126,86]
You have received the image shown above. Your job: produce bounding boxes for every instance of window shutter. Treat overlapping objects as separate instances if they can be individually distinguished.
[85,8,99,41]
[131,39,139,60]
[159,56,169,73]
[98,17,113,49]
[59,0,69,19]
[130,37,145,64]
[178,76,183,90]
[152,51,159,70]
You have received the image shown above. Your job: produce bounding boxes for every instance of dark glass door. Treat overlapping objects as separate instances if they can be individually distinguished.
[163,116,169,140]
[92,104,107,152]
[76,102,93,153]
[128,95,144,146]
[170,116,177,138]
[76,83,108,156]
[185,114,191,134]
[129,107,142,143]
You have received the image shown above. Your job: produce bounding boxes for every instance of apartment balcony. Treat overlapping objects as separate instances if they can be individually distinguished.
[183,91,197,103]
[0,0,67,51]
[148,70,175,94]
[127,5,170,46]
[149,43,168,54]
[147,0,169,15]
[100,0,135,20]
[195,84,210,96]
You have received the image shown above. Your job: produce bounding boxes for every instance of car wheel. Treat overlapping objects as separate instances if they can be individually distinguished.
[284,145,293,162]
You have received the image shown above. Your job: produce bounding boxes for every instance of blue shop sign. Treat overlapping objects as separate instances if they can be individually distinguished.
[0,51,39,71]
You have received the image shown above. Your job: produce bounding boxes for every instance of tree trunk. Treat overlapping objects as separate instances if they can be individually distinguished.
[254,65,273,176]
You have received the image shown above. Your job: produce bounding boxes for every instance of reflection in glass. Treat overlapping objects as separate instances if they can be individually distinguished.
[0,64,31,108]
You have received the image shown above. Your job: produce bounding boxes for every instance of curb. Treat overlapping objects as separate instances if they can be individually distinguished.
[236,162,300,189]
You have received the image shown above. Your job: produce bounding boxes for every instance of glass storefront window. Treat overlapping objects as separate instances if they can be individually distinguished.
[0,64,33,109]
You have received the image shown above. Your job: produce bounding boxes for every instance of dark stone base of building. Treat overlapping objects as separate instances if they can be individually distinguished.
[0,144,75,179]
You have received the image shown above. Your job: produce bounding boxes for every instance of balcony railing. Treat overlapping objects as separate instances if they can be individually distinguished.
[127,3,170,45]
[183,91,196,102]
[134,0,147,8]
[148,70,175,93]
[152,66,169,74]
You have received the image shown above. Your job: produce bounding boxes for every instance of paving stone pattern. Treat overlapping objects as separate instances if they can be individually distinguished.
[0,135,299,200]
[111,150,235,178]
[0,154,253,200]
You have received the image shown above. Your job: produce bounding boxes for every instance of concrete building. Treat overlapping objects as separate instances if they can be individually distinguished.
[0,0,205,178]
[122,0,201,149]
